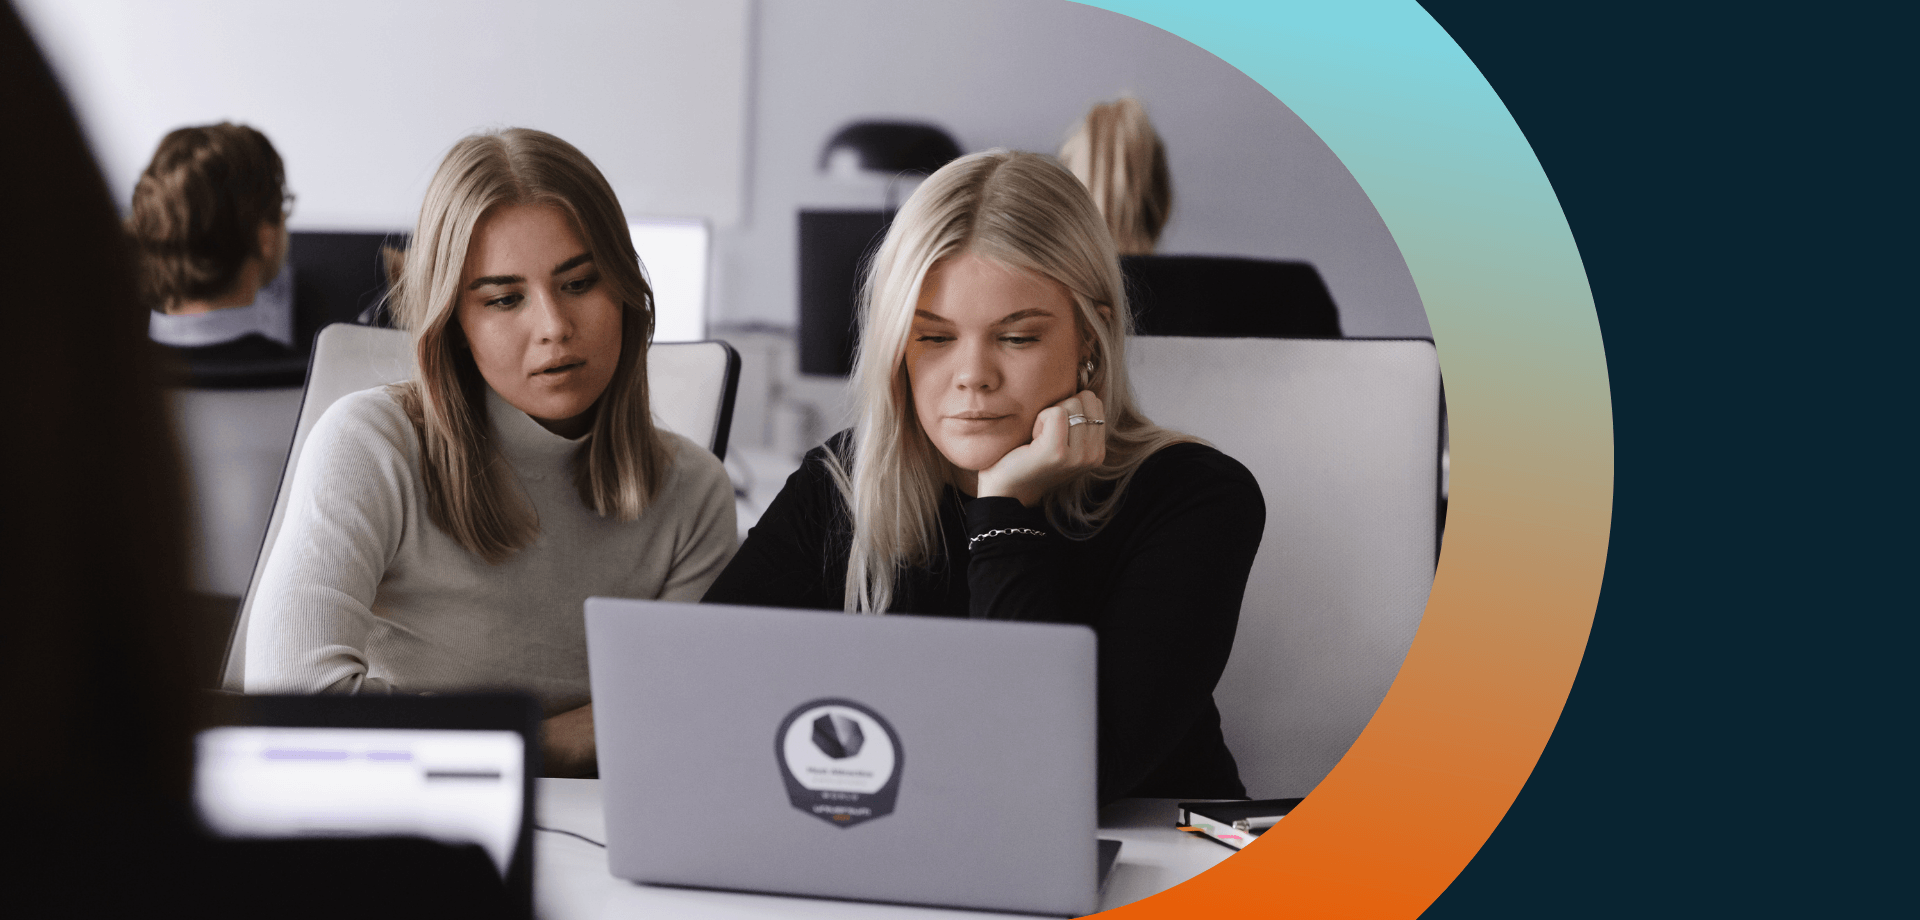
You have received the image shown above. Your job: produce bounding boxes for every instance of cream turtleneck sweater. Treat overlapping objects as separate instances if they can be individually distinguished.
[245,385,737,714]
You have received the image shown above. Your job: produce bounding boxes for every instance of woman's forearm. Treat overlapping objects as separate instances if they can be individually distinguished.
[541,703,596,778]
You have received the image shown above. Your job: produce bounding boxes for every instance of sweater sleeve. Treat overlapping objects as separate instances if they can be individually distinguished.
[653,436,740,603]
[702,442,847,612]
[963,497,1069,622]
[966,446,1265,802]
[244,390,411,695]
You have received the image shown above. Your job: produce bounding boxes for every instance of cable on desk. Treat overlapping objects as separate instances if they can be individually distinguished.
[534,825,606,848]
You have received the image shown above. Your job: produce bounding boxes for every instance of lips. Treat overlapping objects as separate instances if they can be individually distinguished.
[533,358,586,376]
[945,412,1015,430]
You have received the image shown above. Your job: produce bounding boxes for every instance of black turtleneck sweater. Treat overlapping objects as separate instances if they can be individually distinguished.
[704,433,1264,804]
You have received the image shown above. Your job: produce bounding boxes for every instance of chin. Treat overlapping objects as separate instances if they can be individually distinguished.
[549,402,598,424]
[933,435,1022,474]
[514,394,591,423]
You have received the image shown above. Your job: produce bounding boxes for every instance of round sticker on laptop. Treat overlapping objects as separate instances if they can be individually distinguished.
[776,698,902,828]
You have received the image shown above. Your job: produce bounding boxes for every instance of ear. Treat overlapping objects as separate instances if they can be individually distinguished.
[1080,304,1114,360]
[256,220,283,262]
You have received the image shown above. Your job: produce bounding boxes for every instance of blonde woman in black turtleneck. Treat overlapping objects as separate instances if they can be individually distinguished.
[706,150,1263,804]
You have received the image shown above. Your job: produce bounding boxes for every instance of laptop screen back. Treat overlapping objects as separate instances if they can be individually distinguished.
[192,693,539,916]
[196,725,523,874]
[586,598,1101,917]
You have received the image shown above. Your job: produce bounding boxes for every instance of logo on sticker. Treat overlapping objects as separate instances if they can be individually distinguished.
[776,698,902,828]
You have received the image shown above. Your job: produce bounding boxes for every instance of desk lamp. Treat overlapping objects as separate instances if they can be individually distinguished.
[817,120,962,191]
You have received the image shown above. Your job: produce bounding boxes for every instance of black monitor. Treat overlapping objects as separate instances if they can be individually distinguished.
[290,231,405,339]
[798,210,892,376]
[163,231,404,389]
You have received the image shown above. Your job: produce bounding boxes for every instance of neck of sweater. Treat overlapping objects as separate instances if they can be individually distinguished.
[485,386,585,480]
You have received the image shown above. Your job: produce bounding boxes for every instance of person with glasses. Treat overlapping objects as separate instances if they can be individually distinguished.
[128,122,301,373]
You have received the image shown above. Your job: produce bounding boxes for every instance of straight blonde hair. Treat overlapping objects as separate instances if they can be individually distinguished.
[388,128,669,565]
[1058,97,1171,256]
[832,150,1195,613]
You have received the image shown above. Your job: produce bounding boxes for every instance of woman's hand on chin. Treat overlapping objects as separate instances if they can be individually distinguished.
[976,390,1107,507]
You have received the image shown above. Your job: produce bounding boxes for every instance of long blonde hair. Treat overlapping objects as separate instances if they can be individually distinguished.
[388,128,669,565]
[832,150,1194,613]
[1058,97,1171,256]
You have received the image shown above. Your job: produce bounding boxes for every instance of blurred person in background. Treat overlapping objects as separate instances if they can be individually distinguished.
[1058,96,1171,256]
[129,121,301,365]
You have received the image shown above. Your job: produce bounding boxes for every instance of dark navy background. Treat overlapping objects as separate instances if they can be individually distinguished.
[1412,2,1904,916]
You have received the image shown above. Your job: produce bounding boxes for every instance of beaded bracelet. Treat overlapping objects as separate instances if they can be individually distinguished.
[968,526,1048,551]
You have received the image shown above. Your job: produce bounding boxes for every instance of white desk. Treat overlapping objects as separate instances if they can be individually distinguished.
[533,779,1233,918]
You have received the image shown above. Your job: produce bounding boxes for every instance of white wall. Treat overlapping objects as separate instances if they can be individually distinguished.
[723,0,1429,339]
[15,0,1435,587]
[16,0,751,230]
[21,0,1427,340]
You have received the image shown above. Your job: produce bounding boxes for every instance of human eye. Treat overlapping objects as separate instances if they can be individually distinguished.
[1000,332,1041,346]
[561,273,600,294]
[483,291,522,310]
[912,330,953,344]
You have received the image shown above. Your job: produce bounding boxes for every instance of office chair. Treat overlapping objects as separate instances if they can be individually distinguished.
[220,323,742,691]
[160,232,402,389]
[166,232,408,597]
[1128,336,1441,799]
[169,387,305,599]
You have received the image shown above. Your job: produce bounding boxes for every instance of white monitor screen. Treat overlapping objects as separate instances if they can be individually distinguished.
[630,218,709,343]
[195,726,524,876]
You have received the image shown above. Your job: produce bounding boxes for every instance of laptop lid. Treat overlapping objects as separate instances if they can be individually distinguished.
[586,598,1100,917]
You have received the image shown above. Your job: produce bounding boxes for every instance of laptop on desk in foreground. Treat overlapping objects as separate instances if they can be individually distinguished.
[585,598,1116,917]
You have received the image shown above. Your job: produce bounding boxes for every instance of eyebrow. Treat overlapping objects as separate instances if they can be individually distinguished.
[912,307,1060,325]
[466,252,596,290]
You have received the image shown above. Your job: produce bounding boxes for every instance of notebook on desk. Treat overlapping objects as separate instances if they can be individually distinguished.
[585,598,1114,917]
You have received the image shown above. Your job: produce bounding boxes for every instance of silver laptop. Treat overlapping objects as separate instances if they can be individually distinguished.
[585,598,1106,916]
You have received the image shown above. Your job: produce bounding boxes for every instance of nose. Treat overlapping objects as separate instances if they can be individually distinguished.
[528,289,574,344]
[951,336,1000,392]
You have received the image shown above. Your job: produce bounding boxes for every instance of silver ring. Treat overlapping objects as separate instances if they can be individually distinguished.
[1088,419,1106,425]
[1067,414,1088,427]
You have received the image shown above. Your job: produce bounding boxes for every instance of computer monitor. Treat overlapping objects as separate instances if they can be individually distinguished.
[194,693,539,917]
[629,217,709,343]
[798,209,892,376]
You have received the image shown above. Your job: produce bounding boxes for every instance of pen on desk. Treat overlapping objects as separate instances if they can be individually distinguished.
[1176,798,1303,850]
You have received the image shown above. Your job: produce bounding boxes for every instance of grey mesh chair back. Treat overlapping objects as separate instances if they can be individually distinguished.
[1127,336,1441,798]
[219,323,740,690]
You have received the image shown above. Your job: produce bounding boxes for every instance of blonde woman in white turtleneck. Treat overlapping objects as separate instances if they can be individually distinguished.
[246,129,736,776]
